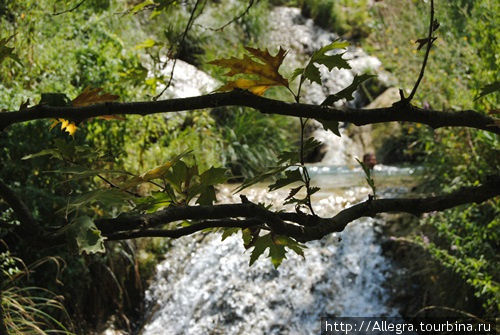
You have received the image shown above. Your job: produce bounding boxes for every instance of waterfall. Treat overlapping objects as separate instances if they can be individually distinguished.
[139,186,399,335]
[126,6,407,335]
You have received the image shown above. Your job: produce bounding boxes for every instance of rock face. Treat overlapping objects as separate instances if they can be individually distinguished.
[365,87,400,109]
[266,7,391,166]
[346,87,402,159]
[156,60,218,99]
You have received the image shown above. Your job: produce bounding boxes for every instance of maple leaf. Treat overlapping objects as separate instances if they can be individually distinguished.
[72,87,122,120]
[49,118,77,136]
[293,40,351,86]
[48,87,121,136]
[50,118,78,136]
[209,47,288,95]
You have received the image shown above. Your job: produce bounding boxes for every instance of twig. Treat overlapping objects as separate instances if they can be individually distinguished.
[154,0,203,100]
[407,0,436,101]
[96,174,141,200]
[106,218,264,240]
[52,0,87,16]
[209,0,256,32]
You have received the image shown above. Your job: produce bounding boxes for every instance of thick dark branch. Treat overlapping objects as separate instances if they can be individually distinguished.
[95,202,320,234]
[96,177,500,242]
[106,218,264,240]
[1,91,499,134]
[300,176,500,241]
[0,178,40,235]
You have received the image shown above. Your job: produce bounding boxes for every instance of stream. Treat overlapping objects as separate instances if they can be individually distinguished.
[115,5,417,335]
[137,166,418,335]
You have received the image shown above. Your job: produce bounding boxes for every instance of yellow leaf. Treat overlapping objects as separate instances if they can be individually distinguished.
[64,122,78,136]
[120,161,175,189]
[49,119,60,130]
[209,47,288,95]
[50,118,78,136]
[218,78,272,96]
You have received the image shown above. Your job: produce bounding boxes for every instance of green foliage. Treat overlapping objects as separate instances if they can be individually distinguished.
[415,201,499,315]
[217,106,297,179]
[355,158,376,198]
[1,254,74,334]
[322,73,376,106]
[67,216,106,255]
[244,231,306,268]
[299,0,372,38]
[0,0,497,329]
[362,0,499,315]
[292,39,350,86]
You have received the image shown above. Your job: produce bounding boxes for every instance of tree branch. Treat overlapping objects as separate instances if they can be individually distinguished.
[97,177,500,242]
[1,90,498,134]
[106,218,264,240]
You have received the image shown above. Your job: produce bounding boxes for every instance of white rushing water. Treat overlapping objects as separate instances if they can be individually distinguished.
[139,185,401,335]
[128,6,409,335]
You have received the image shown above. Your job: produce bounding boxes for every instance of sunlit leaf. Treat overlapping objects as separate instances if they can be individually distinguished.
[135,38,156,49]
[67,216,106,255]
[130,0,154,14]
[209,47,288,95]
